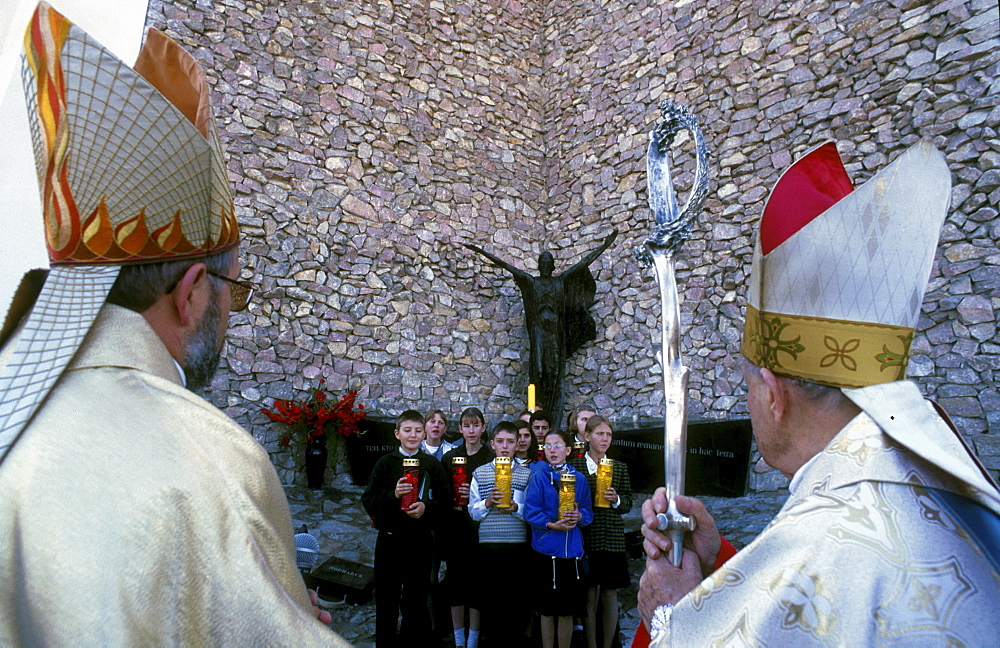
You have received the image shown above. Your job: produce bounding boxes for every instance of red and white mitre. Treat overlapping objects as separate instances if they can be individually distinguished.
[741,140,951,389]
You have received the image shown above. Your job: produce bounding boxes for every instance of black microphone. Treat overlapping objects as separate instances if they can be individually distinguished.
[294,524,320,578]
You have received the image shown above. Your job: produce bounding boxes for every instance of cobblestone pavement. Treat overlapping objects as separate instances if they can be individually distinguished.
[287,479,789,646]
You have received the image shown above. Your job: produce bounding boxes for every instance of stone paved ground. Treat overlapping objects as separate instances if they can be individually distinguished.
[287,480,788,646]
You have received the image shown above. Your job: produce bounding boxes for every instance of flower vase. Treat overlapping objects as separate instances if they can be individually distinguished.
[304,438,328,489]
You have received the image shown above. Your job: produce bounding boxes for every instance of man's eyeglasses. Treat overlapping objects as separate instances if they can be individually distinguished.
[208,272,254,311]
[542,443,566,450]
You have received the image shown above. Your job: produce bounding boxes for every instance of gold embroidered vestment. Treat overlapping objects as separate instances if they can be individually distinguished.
[0,305,346,645]
[653,381,1000,646]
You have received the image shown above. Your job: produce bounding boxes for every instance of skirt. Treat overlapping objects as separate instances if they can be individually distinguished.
[586,550,630,590]
[533,552,587,618]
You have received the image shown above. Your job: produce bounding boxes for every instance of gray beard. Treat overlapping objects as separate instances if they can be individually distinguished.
[182,284,223,392]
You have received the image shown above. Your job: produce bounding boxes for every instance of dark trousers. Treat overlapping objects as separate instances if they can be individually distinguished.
[479,542,530,644]
[375,529,433,647]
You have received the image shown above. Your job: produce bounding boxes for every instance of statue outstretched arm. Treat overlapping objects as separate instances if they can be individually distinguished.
[564,229,619,277]
[463,243,529,280]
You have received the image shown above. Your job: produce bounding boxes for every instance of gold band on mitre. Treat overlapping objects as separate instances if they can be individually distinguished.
[741,305,915,389]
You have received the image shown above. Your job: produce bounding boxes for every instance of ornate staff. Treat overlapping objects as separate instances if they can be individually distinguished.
[635,101,711,566]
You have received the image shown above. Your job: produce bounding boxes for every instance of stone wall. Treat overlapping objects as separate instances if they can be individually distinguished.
[538,0,999,488]
[147,0,999,487]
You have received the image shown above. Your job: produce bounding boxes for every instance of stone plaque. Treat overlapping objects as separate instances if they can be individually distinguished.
[611,417,753,497]
[348,416,399,486]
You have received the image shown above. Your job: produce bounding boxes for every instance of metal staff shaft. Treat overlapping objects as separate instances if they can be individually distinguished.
[651,251,694,566]
[636,101,710,566]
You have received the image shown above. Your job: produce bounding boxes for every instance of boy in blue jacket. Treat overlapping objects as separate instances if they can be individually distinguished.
[524,429,593,648]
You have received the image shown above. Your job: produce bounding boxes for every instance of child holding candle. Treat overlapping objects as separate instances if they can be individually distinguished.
[569,415,632,648]
[468,421,533,644]
[442,406,495,648]
[524,430,593,648]
[361,409,452,647]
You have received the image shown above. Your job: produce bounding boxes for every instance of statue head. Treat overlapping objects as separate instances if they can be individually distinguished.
[538,251,555,277]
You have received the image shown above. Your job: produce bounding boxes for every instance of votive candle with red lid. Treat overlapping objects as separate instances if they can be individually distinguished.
[451,456,469,506]
[572,441,586,460]
[400,458,420,511]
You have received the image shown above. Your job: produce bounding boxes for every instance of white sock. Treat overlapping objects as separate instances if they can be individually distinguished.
[454,628,466,647]
[468,629,480,648]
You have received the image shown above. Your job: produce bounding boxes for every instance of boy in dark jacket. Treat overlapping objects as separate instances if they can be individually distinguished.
[362,410,451,646]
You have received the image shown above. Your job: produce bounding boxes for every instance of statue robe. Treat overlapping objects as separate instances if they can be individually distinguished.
[652,380,1000,646]
[0,305,345,645]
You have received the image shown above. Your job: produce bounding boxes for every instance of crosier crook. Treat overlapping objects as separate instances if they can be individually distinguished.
[635,101,711,567]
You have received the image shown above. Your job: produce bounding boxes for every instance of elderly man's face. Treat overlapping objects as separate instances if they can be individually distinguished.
[182,260,236,391]
[182,283,223,391]
[743,360,785,468]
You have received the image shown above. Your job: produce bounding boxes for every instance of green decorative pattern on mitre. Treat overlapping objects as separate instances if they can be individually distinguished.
[741,305,916,389]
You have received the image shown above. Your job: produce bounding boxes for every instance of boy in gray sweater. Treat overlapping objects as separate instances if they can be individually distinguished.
[468,421,532,645]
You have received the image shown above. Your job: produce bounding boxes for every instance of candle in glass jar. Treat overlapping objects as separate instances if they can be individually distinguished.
[572,441,585,460]
[558,473,576,519]
[595,458,613,508]
[495,457,512,509]
[451,456,469,506]
[400,458,420,511]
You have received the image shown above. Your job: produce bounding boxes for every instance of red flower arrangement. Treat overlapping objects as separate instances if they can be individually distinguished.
[261,380,366,447]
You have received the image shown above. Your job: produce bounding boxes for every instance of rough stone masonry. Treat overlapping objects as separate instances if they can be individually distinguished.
[145,0,999,489]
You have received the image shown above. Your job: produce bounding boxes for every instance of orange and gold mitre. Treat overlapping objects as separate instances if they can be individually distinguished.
[22,2,238,266]
[741,140,951,388]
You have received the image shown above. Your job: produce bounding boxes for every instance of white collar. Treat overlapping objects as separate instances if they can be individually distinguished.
[172,359,187,387]
[584,453,600,475]
[788,452,821,492]
[399,447,420,457]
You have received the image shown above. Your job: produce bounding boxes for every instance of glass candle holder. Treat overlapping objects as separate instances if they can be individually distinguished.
[400,457,420,511]
[595,458,613,508]
[495,457,512,509]
[558,473,576,520]
[451,456,469,506]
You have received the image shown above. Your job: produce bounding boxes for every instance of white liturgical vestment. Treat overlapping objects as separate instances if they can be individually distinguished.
[652,380,1000,646]
[0,305,346,645]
